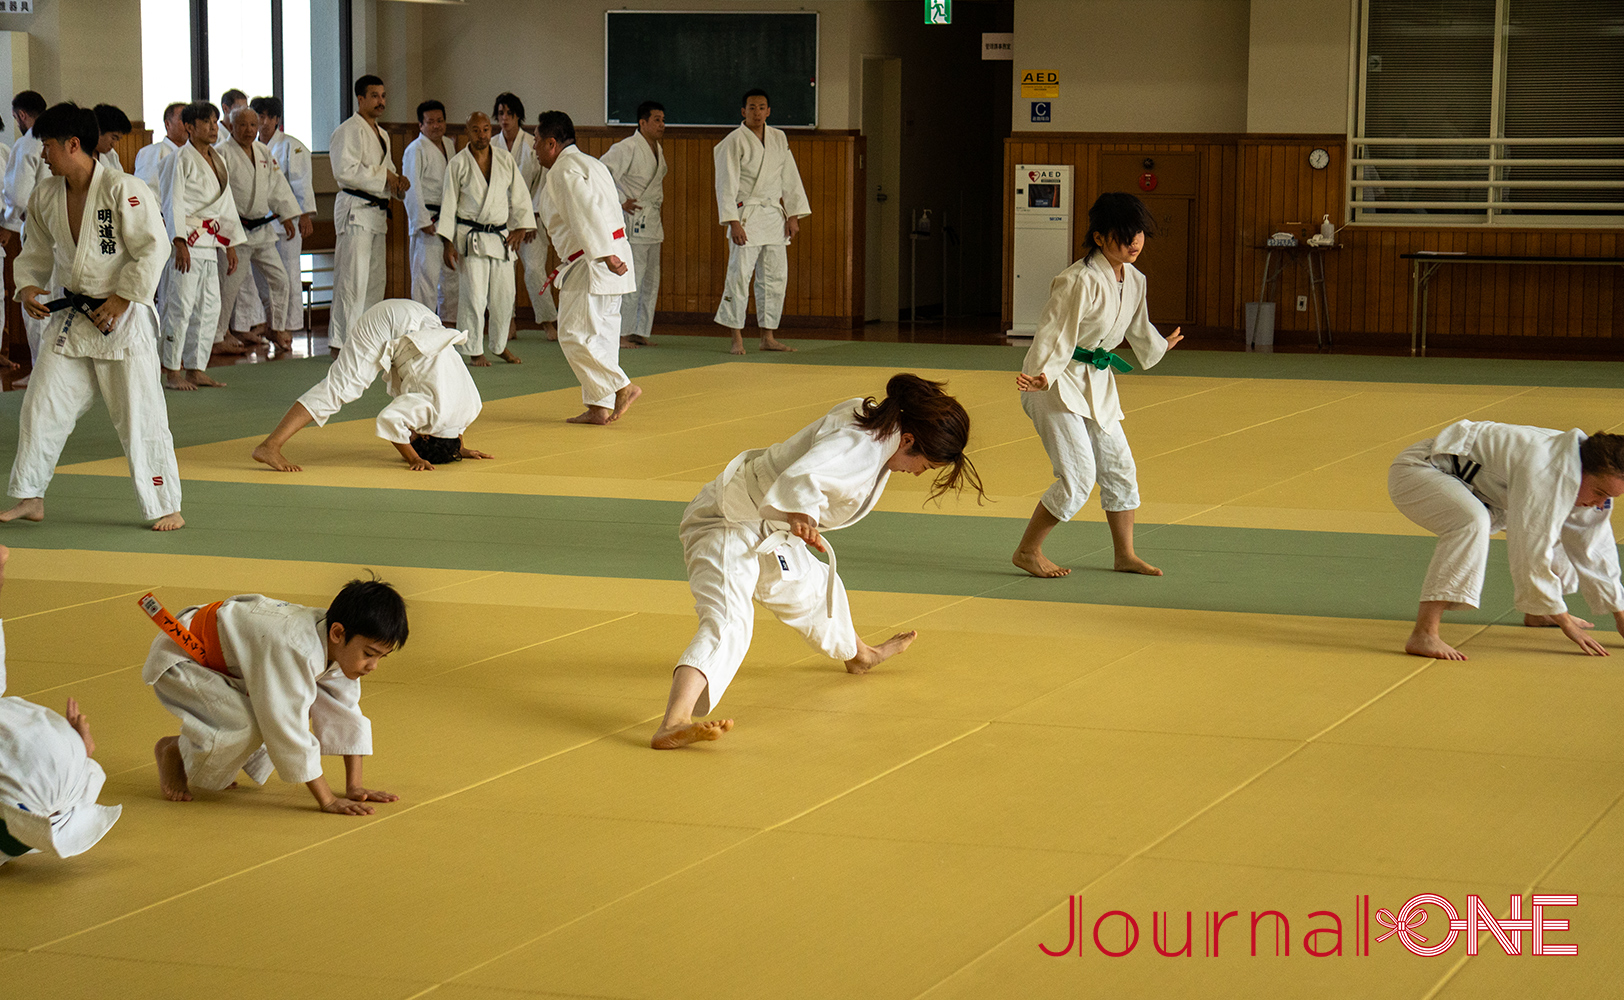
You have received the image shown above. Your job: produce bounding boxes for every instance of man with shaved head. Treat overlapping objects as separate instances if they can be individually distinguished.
[214,106,303,355]
[439,111,533,366]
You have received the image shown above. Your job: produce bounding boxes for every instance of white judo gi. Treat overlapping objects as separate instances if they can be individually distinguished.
[1020,254,1172,521]
[679,399,897,714]
[329,115,396,349]
[214,136,302,338]
[0,624,123,865]
[143,596,372,791]
[158,142,245,371]
[402,132,459,323]
[493,128,556,326]
[9,163,183,519]
[600,131,665,342]
[296,299,482,445]
[261,129,316,330]
[96,150,123,174]
[441,145,534,358]
[538,144,637,409]
[3,129,51,361]
[712,123,810,331]
[1388,420,1624,616]
[134,136,182,318]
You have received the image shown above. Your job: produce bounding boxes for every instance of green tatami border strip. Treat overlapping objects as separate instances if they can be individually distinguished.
[3,475,1592,628]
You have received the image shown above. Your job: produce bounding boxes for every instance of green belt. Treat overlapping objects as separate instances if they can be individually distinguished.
[0,818,32,857]
[1072,346,1134,373]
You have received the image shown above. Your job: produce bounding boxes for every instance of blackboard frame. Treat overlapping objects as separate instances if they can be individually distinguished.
[604,10,820,129]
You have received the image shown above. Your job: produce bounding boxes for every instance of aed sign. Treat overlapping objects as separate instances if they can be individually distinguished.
[1020,69,1059,99]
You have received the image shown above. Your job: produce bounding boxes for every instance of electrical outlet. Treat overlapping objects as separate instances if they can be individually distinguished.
[1296,295,1309,312]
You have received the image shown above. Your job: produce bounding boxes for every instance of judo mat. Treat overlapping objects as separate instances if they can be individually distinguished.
[1,337,1621,999]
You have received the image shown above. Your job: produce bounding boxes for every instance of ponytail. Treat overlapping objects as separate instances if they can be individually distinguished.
[854,374,986,504]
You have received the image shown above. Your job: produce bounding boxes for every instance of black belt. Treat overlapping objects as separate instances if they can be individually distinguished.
[456,216,506,235]
[241,214,277,232]
[425,202,441,221]
[341,188,391,210]
[46,292,108,316]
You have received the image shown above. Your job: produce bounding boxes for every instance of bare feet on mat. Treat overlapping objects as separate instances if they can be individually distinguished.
[846,630,918,674]
[468,354,491,367]
[543,322,558,342]
[730,331,746,356]
[1113,555,1163,576]
[187,370,227,388]
[271,332,293,357]
[566,406,613,425]
[627,334,653,347]
[1405,630,1467,661]
[760,335,796,352]
[1526,613,1592,629]
[154,736,192,801]
[651,718,734,749]
[150,513,185,531]
[497,349,522,364]
[610,383,642,422]
[214,335,253,356]
[1013,549,1069,578]
[164,370,197,391]
[619,335,641,349]
[251,444,301,472]
[235,329,267,346]
[0,498,44,523]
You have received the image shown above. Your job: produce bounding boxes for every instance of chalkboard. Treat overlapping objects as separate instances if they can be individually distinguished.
[605,11,818,128]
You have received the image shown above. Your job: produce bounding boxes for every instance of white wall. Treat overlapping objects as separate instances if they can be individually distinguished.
[1247,0,1355,133]
[0,0,143,119]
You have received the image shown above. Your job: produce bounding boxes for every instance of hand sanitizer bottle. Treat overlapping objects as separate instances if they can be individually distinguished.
[1320,215,1335,243]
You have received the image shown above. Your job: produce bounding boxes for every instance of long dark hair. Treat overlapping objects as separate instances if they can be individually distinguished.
[1083,191,1156,261]
[853,374,985,504]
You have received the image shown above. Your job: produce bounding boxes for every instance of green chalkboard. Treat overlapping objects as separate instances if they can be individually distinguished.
[605,11,818,128]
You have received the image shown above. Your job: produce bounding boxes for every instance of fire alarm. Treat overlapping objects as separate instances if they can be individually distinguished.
[1138,172,1158,192]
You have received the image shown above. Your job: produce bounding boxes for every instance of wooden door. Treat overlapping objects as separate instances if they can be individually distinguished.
[1098,152,1196,324]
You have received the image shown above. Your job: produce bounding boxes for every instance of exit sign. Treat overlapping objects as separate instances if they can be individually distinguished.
[926,0,951,24]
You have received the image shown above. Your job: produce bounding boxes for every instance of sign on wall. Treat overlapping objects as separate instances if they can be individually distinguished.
[982,33,1013,60]
[1020,70,1059,99]
[926,0,951,25]
[1031,101,1050,123]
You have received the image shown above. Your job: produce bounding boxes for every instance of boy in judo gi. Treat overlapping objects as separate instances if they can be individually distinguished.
[0,545,125,866]
[1389,423,1624,660]
[251,298,491,472]
[1012,192,1183,579]
[652,374,985,749]
[146,576,407,815]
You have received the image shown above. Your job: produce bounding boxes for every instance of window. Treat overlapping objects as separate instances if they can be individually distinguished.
[1353,0,1624,225]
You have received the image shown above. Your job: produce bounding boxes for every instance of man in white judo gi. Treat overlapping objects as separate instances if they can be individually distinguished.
[146,576,406,815]
[134,103,187,189]
[1389,422,1624,660]
[713,89,811,356]
[92,104,129,174]
[2,91,51,366]
[534,111,642,425]
[600,100,666,348]
[0,546,124,867]
[491,92,557,342]
[213,106,301,356]
[252,299,491,473]
[329,74,409,352]
[402,99,458,324]
[442,112,534,366]
[158,101,241,390]
[252,96,317,335]
[0,103,185,531]
[220,89,247,118]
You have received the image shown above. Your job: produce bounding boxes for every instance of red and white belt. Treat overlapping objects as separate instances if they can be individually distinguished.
[538,228,625,294]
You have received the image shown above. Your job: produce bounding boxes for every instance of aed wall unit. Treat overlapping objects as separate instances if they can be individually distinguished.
[1009,163,1074,340]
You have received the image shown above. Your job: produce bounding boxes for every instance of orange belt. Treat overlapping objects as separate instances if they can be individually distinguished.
[138,594,229,674]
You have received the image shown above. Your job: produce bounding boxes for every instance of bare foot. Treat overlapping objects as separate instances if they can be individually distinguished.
[566,406,613,425]
[609,383,642,422]
[186,370,227,388]
[760,335,797,353]
[846,630,918,674]
[251,443,302,472]
[1114,555,1164,576]
[651,718,734,749]
[329,347,341,357]
[468,355,491,368]
[1405,630,1468,661]
[150,512,185,531]
[1525,613,1593,629]
[496,349,522,364]
[627,334,653,347]
[730,333,746,356]
[164,369,197,392]
[620,335,642,349]
[235,330,267,346]
[1013,549,1070,578]
[213,335,253,356]
[543,323,558,342]
[270,332,293,357]
[154,736,192,801]
[0,497,44,523]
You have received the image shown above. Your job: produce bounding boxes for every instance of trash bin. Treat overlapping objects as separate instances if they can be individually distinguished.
[1244,302,1275,352]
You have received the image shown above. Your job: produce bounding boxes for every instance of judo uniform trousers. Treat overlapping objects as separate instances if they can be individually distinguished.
[2,131,51,361]
[214,137,302,338]
[262,130,316,330]
[538,144,636,409]
[159,142,245,371]
[601,132,666,342]
[402,133,459,323]
[678,399,896,714]
[712,123,810,331]
[493,128,556,326]
[134,136,181,319]
[1388,420,1624,615]
[440,146,534,357]
[8,164,183,519]
[329,115,395,348]
[1020,254,1172,521]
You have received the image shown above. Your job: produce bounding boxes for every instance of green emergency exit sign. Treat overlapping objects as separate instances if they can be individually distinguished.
[926,0,951,24]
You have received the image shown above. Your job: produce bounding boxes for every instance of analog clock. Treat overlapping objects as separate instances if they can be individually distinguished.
[1308,148,1330,170]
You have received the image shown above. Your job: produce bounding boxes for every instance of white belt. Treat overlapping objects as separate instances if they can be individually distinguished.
[754,527,838,619]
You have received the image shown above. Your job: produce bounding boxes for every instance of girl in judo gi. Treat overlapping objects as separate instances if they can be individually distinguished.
[652,374,984,749]
[1012,192,1183,579]
[1388,422,1624,660]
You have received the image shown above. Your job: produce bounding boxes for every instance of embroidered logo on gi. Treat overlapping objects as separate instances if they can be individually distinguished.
[128,197,140,207]
[152,476,164,486]
[776,554,791,571]
[96,208,116,255]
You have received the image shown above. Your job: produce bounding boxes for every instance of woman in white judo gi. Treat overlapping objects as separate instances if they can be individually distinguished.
[1388,421,1624,660]
[252,299,492,472]
[1012,192,1183,579]
[652,374,985,749]
[0,545,124,866]
[147,576,406,815]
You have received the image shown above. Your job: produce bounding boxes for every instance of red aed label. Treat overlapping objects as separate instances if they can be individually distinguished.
[1138,172,1158,193]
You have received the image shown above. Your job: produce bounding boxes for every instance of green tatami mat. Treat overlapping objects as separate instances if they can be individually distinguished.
[0,474,1562,626]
